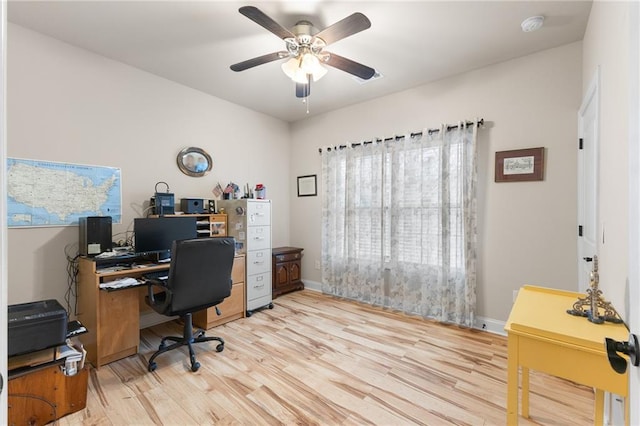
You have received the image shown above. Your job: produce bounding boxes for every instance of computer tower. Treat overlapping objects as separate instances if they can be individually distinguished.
[79,216,112,256]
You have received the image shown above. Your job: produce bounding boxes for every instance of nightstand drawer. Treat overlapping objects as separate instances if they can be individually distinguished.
[275,252,301,262]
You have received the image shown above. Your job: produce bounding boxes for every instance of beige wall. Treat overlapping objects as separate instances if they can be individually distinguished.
[7,24,291,305]
[9,21,608,325]
[582,1,630,319]
[290,42,583,322]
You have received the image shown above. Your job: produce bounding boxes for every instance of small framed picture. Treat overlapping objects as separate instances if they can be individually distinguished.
[495,147,545,182]
[297,175,317,197]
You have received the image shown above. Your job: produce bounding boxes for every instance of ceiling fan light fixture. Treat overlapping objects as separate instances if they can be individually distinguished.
[301,53,328,82]
[281,57,300,79]
[292,67,309,84]
[311,63,328,82]
[301,53,319,73]
[282,53,327,83]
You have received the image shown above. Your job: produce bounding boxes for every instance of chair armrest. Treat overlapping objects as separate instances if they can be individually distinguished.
[146,279,167,305]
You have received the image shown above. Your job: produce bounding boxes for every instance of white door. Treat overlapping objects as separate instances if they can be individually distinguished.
[577,69,599,293]
[627,2,639,424]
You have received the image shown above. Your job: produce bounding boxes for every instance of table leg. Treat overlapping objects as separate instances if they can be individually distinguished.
[521,367,530,419]
[625,396,629,426]
[594,389,604,426]
[507,334,519,425]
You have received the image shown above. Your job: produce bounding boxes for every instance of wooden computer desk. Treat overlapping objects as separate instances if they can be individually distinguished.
[505,285,629,425]
[77,254,245,368]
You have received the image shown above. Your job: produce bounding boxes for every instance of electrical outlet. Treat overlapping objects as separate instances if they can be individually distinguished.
[513,290,519,302]
[315,260,321,270]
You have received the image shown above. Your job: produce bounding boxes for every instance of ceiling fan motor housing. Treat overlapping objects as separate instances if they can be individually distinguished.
[286,20,326,59]
[293,20,316,38]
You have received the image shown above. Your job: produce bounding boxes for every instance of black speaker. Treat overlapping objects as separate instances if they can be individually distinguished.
[181,198,204,214]
[207,199,216,213]
[79,216,112,256]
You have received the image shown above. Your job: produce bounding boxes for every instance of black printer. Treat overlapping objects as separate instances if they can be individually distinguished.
[8,299,68,357]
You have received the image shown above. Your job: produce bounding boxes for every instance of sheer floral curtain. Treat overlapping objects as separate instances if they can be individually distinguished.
[321,121,478,327]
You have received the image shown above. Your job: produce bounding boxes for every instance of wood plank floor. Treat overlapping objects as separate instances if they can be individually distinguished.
[61,290,594,425]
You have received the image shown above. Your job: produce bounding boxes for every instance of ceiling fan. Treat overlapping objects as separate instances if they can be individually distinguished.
[230,6,376,99]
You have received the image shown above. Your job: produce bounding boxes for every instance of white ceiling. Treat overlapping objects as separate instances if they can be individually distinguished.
[7,1,592,123]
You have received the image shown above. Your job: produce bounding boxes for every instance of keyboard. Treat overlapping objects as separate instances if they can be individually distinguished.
[143,270,169,282]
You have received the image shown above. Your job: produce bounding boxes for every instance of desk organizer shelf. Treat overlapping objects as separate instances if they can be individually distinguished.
[156,213,227,237]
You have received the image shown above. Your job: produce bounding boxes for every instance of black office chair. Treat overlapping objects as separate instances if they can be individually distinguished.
[145,237,235,372]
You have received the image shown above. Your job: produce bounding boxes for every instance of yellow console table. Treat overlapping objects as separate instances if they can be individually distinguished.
[505,285,628,425]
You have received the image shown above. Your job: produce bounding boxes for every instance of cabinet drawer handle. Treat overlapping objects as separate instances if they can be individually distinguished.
[254,283,265,289]
[253,260,265,265]
[253,237,264,241]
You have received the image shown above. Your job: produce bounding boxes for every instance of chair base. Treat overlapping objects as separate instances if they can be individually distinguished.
[147,313,224,372]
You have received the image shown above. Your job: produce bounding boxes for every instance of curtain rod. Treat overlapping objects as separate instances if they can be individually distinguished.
[318,118,484,154]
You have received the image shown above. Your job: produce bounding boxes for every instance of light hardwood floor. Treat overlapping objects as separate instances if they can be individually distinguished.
[61,290,594,425]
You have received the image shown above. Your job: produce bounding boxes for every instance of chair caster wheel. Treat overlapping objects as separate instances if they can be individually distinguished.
[148,362,157,372]
[191,361,200,372]
[158,342,167,350]
[268,303,274,309]
[246,311,253,317]
[216,343,224,352]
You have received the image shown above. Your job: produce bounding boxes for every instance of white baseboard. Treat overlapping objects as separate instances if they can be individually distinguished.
[474,316,506,336]
[302,279,505,336]
[302,279,322,292]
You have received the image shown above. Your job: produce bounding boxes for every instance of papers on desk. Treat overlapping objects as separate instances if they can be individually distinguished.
[99,277,142,290]
[58,341,86,376]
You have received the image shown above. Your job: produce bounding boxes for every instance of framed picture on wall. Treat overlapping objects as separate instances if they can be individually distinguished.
[297,175,317,197]
[495,147,545,182]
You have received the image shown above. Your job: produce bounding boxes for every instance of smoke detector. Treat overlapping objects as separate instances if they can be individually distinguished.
[521,16,544,32]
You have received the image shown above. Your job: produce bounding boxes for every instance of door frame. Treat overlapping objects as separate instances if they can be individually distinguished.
[0,0,8,422]
[628,1,639,424]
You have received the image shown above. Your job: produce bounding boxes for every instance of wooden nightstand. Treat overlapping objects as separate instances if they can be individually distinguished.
[272,247,304,298]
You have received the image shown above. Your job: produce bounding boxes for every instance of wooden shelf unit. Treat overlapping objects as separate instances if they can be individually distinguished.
[8,362,89,425]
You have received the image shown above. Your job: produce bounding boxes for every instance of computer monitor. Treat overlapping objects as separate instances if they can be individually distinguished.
[134,216,197,260]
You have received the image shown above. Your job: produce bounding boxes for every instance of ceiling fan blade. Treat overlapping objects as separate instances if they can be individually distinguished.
[239,6,295,40]
[296,82,311,98]
[324,52,376,80]
[230,52,288,72]
[315,13,371,45]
